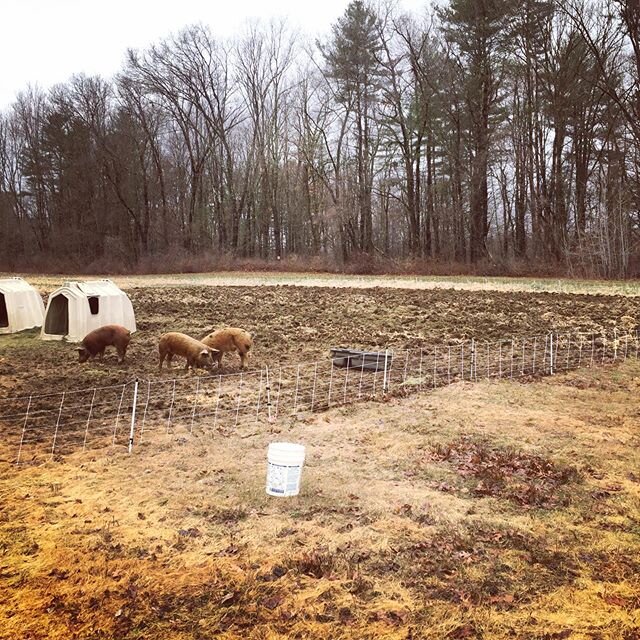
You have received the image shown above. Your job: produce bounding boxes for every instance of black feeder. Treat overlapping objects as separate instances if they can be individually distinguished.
[330,348,393,372]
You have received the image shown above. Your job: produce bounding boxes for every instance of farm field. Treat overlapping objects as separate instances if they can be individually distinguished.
[0,276,639,639]
[0,282,639,399]
[6,270,640,297]
[0,361,639,639]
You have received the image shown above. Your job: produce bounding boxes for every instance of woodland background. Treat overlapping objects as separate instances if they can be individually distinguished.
[0,0,639,277]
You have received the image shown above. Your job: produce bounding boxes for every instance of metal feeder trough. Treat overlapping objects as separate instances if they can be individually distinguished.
[330,348,393,372]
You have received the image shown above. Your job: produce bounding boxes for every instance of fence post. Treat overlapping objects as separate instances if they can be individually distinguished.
[139,381,151,444]
[83,388,97,452]
[486,341,490,379]
[234,373,244,428]
[128,379,139,454]
[510,339,515,378]
[51,392,66,460]
[266,366,273,420]
[578,337,583,368]
[190,377,201,434]
[383,349,390,394]
[343,359,350,403]
[213,375,222,428]
[327,361,334,407]
[166,380,177,434]
[256,369,264,424]
[16,395,32,465]
[549,334,554,375]
[293,365,301,412]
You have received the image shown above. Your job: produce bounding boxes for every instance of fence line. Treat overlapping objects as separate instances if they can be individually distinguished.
[2,330,638,464]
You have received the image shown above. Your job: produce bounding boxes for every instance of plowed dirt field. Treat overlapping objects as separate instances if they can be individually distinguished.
[1,285,638,398]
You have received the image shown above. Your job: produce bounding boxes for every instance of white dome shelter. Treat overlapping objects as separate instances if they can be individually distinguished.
[0,277,45,334]
[41,279,136,342]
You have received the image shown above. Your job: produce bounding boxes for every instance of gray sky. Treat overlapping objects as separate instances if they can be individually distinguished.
[2,0,427,109]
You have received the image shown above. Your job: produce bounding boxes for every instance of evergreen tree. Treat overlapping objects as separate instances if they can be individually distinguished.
[439,0,512,262]
[320,0,382,254]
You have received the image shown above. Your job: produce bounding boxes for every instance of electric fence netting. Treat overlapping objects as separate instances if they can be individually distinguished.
[1,330,637,464]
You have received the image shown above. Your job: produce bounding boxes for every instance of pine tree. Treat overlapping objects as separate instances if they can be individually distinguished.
[320,0,382,254]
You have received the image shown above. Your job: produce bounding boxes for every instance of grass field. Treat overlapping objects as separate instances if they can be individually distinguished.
[1,361,639,639]
[0,273,639,639]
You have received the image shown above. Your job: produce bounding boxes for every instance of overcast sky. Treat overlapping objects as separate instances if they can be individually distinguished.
[2,0,428,109]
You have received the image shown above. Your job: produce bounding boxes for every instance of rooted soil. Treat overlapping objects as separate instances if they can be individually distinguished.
[0,285,638,399]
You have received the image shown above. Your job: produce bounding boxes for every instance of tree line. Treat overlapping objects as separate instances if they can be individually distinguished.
[0,0,638,277]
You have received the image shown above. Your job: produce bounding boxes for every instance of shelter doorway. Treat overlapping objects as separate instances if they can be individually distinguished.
[44,294,69,336]
[0,294,7,328]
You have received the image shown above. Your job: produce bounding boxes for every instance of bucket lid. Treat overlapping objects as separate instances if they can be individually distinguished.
[268,442,305,454]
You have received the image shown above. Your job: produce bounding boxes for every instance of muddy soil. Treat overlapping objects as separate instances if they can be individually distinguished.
[0,285,638,398]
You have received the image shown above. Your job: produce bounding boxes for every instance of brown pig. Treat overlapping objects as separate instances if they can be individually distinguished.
[158,332,218,371]
[77,325,131,364]
[201,327,253,370]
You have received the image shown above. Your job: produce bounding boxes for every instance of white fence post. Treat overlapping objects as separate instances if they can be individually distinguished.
[128,379,139,453]
[293,365,301,412]
[51,392,66,460]
[256,369,264,424]
[327,361,334,407]
[16,395,32,464]
[383,349,390,394]
[139,381,151,444]
[266,366,273,419]
[190,377,200,434]
[471,339,476,381]
[310,363,318,409]
[166,380,176,434]
[234,373,244,428]
[82,388,97,452]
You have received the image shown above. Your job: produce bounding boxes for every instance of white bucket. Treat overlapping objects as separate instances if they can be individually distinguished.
[266,442,306,497]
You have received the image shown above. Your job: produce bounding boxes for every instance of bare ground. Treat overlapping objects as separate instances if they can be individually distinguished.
[0,285,638,398]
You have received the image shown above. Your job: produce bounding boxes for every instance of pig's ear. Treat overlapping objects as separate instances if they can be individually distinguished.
[208,348,219,355]
[200,349,209,357]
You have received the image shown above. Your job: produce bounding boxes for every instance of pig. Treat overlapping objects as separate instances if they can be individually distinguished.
[201,327,253,370]
[158,332,218,371]
[77,325,131,364]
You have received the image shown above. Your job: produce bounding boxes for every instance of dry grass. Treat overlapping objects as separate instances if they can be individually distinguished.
[3,270,639,297]
[1,361,639,639]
